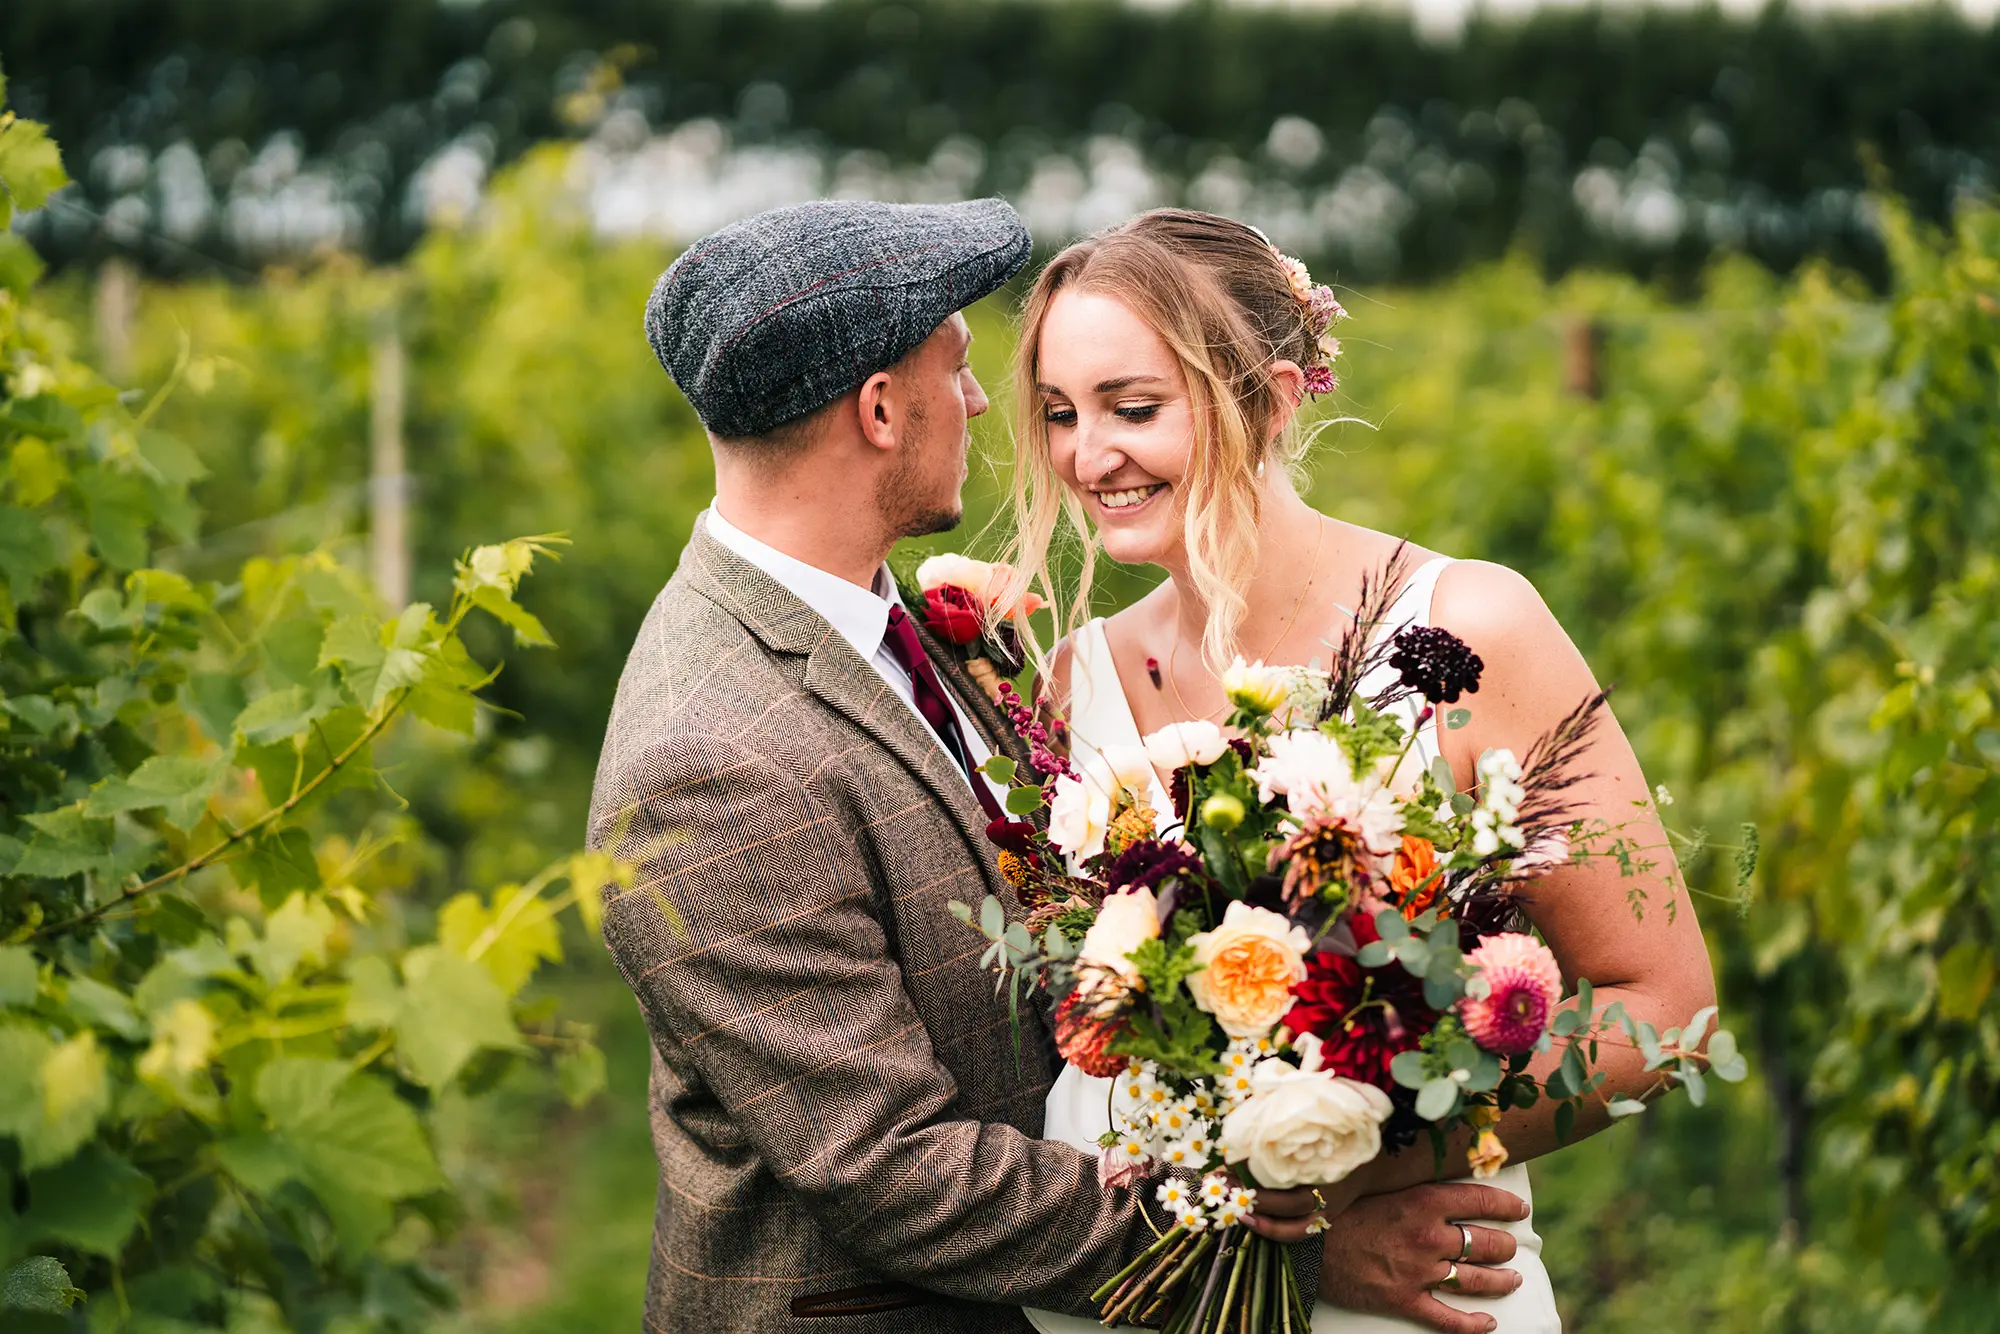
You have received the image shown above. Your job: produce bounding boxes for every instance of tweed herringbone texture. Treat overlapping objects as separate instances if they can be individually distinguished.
[589,517,1156,1333]
[645,198,1030,438]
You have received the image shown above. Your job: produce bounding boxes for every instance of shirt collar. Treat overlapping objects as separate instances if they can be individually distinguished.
[705,502,901,661]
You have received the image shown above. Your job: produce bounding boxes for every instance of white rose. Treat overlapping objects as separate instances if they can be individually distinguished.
[1047,772,1112,861]
[1185,901,1312,1038]
[1079,888,1160,979]
[1220,1067,1394,1189]
[1092,744,1156,798]
[1143,720,1230,772]
[1051,746,1155,865]
[915,553,998,601]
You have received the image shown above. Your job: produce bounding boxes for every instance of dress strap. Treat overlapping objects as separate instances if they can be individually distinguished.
[1068,620,1146,758]
[1355,556,1456,769]
[1383,556,1453,636]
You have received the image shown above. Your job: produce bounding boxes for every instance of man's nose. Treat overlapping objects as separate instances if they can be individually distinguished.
[962,368,990,419]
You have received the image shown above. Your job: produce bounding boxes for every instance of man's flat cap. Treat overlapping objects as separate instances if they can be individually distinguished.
[645,198,1031,439]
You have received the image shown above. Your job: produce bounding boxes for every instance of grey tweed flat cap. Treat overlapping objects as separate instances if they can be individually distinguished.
[645,198,1031,439]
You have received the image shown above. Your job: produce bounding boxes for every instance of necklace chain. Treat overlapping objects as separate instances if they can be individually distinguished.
[1164,517,1328,723]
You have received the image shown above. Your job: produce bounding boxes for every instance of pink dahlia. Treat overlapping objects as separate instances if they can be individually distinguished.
[1460,933,1563,1055]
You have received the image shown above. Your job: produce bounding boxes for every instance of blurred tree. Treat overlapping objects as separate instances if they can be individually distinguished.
[5,0,1999,282]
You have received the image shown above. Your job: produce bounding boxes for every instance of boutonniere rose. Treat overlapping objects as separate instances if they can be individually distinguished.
[915,555,1046,696]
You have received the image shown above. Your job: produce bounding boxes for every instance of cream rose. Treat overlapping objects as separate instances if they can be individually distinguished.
[915,554,1044,618]
[1220,1064,1394,1189]
[915,553,998,601]
[1079,888,1160,980]
[1143,720,1230,772]
[1185,901,1312,1038]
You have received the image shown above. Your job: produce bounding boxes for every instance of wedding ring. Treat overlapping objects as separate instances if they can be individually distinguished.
[1456,1224,1474,1263]
[1440,1262,1462,1292]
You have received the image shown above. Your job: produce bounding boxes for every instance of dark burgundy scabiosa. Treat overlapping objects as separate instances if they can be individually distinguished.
[1102,838,1205,897]
[985,818,1039,857]
[1286,912,1438,1096]
[1387,625,1485,705]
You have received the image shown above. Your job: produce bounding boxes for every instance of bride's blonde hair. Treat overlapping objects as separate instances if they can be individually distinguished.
[999,209,1327,679]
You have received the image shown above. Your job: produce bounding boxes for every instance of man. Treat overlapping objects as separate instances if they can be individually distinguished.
[590,198,1525,1334]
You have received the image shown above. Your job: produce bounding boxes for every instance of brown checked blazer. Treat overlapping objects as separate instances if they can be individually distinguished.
[588,515,1165,1332]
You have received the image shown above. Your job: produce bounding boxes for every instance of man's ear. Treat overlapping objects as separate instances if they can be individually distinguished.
[854,370,901,453]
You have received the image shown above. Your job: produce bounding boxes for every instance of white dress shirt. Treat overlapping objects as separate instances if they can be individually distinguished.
[706,504,1006,807]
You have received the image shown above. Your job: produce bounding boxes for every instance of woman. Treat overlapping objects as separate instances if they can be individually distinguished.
[1003,210,1716,1333]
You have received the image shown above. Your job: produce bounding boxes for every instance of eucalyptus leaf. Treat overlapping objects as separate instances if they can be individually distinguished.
[1428,756,1456,796]
[1005,785,1044,816]
[1416,1076,1460,1121]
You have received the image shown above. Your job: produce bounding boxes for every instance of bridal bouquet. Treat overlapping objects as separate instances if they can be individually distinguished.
[956,557,1746,1333]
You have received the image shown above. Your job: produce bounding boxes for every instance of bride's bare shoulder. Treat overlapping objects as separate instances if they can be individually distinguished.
[1430,559,1587,693]
[1431,559,1557,637]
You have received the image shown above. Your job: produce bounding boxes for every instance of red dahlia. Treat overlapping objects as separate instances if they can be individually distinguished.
[1286,913,1439,1092]
[1052,989,1130,1079]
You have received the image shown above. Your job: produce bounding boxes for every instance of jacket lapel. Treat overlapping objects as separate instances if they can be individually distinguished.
[682,516,1003,888]
[912,612,1033,776]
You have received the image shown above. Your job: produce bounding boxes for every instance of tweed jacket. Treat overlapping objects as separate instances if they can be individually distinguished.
[589,515,1160,1332]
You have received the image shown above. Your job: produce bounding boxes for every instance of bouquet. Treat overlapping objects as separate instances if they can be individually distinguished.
[955,554,1747,1333]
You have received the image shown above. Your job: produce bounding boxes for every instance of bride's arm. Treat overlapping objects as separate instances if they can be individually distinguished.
[1254,559,1717,1230]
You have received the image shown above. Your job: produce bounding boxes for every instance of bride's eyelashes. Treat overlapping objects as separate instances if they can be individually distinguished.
[1039,403,1161,426]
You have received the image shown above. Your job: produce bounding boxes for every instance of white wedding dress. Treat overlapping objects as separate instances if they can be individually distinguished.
[1025,558,1561,1334]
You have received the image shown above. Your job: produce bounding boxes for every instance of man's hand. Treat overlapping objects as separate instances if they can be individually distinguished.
[1311,1183,1529,1334]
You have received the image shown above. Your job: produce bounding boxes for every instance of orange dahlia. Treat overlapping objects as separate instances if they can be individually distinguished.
[1391,836,1441,918]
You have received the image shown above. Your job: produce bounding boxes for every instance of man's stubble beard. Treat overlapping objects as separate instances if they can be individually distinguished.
[876,398,966,540]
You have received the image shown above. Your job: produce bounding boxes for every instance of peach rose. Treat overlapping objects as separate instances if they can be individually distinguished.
[1186,901,1312,1039]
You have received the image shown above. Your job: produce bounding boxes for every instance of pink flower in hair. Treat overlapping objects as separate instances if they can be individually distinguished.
[1302,365,1339,396]
[1460,933,1563,1055]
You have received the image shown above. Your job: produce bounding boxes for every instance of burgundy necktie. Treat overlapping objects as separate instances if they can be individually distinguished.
[882,604,1004,822]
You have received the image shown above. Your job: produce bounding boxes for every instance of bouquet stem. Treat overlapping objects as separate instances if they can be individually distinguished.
[1098,1227,1310,1332]
[1093,1224,1189,1306]
[1248,1235,1270,1334]
[1104,1231,1196,1327]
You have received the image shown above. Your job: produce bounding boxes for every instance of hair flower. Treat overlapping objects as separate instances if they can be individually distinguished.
[1270,244,1347,397]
